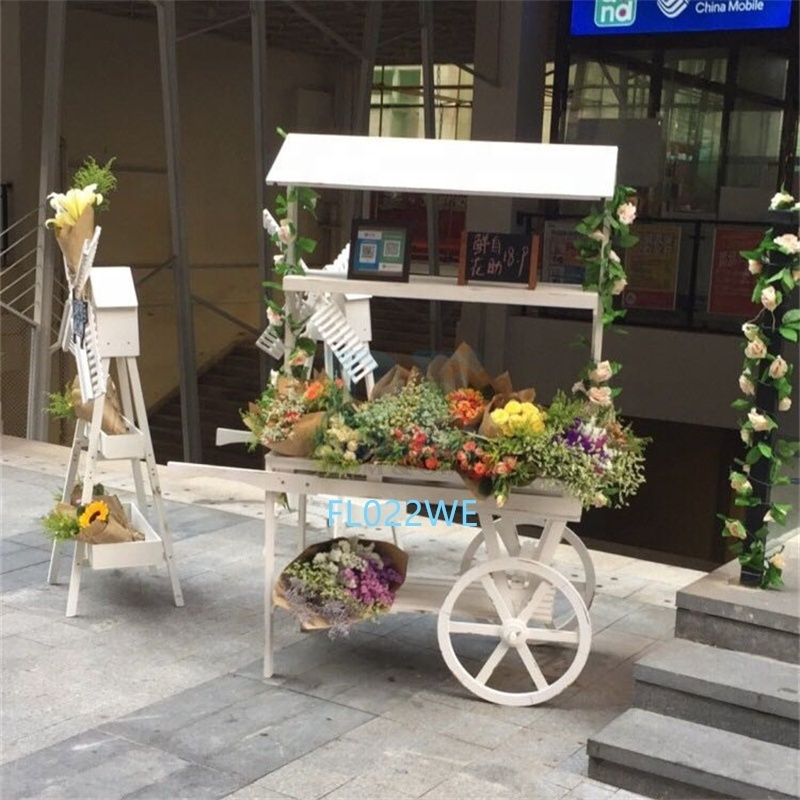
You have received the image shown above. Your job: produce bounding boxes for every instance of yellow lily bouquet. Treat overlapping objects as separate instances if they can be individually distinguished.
[44,156,117,279]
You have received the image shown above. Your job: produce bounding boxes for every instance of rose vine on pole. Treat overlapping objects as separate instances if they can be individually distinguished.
[722,191,800,589]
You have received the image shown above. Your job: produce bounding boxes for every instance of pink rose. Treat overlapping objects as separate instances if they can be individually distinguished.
[779,397,792,412]
[747,259,762,275]
[760,286,779,311]
[747,408,772,431]
[744,339,767,359]
[742,323,759,341]
[738,373,755,396]
[616,202,637,226]
[724,519,747,540]
[589,360,613,384]
[587,386,613,407]
[277,220,296,245]
[768,356,788,379]
[773,233,800,255]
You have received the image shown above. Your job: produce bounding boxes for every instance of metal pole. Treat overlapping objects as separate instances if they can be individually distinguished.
[250,0,270,390]
[155,0,202,462]
[342,1,381,236]
[28,0,66,441]
[420,0,442,353]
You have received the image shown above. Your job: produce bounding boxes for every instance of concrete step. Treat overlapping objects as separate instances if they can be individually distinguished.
[588,708,800,800]
[675,538,800,664]
[633,639,799,748]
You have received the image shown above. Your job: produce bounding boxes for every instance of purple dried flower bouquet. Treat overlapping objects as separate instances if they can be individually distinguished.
[274,537,408,638]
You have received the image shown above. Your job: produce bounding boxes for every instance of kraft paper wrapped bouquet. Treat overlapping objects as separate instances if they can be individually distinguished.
[42,491,144,545]
[274,537,408,637]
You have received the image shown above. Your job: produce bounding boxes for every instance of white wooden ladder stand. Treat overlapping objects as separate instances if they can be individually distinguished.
[48,228,183,616]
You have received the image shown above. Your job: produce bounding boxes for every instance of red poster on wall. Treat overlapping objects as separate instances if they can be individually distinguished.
[708,228,763,316]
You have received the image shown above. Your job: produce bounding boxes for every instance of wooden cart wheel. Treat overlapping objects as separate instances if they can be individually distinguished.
[438,557,591,706]
[460,524,596,614]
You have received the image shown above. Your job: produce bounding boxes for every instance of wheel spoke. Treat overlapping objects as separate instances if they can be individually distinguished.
[449,620,503,637]
[475,641,510,685]
[517,581,552,624]
[525,628,579,645]
[517,643,549,691]
[480,575,513,622]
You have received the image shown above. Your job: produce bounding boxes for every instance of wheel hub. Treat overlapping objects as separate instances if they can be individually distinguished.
[501,618,526,647]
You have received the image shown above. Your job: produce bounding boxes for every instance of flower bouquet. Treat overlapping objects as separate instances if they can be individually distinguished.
[446,387,487,429]
[479,390,538,438]
[243,375,347,457]
[274,537,408,637]
[45,157,116,277]
[42,492,144,544]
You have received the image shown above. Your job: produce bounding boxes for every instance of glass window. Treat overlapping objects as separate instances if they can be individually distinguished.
[369,64,473,140]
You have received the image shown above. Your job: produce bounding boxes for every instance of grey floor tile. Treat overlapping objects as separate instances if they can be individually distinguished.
[254,758,350,800]
[122,764,247,800]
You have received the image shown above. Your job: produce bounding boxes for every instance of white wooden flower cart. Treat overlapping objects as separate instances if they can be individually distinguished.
[171,134,618,706]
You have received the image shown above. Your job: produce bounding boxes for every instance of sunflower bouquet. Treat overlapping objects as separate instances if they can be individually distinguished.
[42,492,144,544]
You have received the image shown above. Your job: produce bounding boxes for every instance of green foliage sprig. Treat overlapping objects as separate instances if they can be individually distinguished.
[71,156,117,212]
[722,191,800,589]
[46,385,74,419]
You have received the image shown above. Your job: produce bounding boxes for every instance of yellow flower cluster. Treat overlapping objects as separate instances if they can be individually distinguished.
[490,400,546,436]
[45,184,103,230]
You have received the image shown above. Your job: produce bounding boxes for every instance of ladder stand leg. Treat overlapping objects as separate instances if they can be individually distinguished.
[65,541,86,618]
[48,420,86,585]
[126,358,184,608]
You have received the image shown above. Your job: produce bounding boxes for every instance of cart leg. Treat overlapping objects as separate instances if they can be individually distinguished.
[297,493,307,550]
[264,490,278,678]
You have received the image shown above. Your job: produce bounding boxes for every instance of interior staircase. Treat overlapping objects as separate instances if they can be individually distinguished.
[587,537,800,799]
[148,342,264,470]
[147,300,461,469]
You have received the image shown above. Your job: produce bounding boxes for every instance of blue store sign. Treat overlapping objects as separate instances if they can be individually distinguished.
[570,0,793,36]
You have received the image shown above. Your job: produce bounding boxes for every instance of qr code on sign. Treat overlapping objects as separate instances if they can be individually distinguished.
[383,240,401,258]
[359,242,378,263]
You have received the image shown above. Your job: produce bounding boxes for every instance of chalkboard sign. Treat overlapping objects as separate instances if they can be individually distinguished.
[457,231,540,288]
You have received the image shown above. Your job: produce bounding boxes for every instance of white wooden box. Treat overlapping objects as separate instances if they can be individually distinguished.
[339,294,372,341]
[86,502,164,570]
[99,423,145,460]
[90,267,140,358]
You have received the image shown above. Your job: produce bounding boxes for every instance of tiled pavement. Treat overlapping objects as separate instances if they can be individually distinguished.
[0,436,705,799]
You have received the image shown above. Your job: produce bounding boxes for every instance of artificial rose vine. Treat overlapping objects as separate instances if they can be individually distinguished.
[722,190,800,589]
[573,185,639,420]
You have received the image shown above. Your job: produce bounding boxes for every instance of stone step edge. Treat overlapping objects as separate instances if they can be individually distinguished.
[634,639,800,721]
[587,708,798,800]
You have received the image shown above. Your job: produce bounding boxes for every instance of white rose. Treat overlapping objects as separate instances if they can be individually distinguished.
[744,339,767,359]
[773,233,800,255]
[611,278,627,295]
[747,408,772,431]
[617,202,637,226]
[266,307,283,326]
[740,428,752,444]
[589,360,613,384]
[572,381,587,395]
[609,250,621,264]
[769,356,788,379]
[724,519,747,540]
[587,386,613,407]
[769,191,795,210]
[277,219,296,245]
[760,286,778,311]
[273,253,285,266]
[770,552,786,570]
[764,511,775,523]
[742,323,759,341]
[738,373,755,396]
[793,269,800,283]
[590,230,608,244]
[747,259,762,275]
[343,451,357,461]
[779,397,792,412]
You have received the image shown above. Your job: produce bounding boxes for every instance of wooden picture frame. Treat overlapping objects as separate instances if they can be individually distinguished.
[348,221,411,283]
